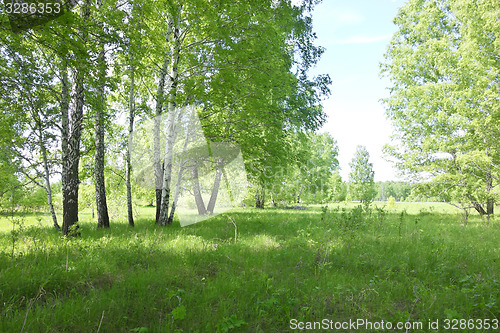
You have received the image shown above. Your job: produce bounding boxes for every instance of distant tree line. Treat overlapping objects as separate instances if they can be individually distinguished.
[374,182,412,202]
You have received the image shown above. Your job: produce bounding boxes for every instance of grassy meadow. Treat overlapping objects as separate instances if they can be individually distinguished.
[0,203,499,332]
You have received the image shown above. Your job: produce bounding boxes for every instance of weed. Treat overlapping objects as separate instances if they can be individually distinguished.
[216,314,246,332]
[398,209,407,238]
[331,205,366,254]
[9,216,25,258]
[320,205,328,223]
[374,206,387,231]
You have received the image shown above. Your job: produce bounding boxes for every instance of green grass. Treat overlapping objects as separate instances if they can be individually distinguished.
[0,204,499,332]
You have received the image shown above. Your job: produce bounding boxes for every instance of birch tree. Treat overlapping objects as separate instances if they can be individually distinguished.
[61,0,92,235]
[0,28,61,229]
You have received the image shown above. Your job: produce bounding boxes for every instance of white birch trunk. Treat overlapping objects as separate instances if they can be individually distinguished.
[167,111,193,224]
[154,19,174,224]
[126,62,135,227]
[39,128,59,230]
[159,6,183,226]
[95,40,110,229]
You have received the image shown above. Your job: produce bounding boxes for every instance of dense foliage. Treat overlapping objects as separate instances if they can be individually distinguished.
[381,0,500,217]
[0,0,331,228]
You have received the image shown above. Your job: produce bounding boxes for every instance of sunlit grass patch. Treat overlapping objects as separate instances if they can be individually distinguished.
[166,234,217,253]
[241,234,281,251]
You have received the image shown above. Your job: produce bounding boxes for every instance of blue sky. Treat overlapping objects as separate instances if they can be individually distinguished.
[307,0,405,181]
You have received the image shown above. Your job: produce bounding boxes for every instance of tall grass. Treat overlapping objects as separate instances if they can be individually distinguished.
[0,205,498,332]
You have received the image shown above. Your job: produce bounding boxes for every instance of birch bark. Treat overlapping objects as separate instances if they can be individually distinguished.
[154,19,174,224]
[62,66,84,236]
[159,5,183,225]
[126,63,135,227]
[95,42,110,229]
[167,110,193,224]
[62,0,90,236]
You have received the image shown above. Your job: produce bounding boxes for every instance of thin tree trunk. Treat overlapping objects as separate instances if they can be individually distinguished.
[39,127,59,230]
[271,191,276,207]
[467,193,487,216]
[154,20,174,224]
[168,164,185,224]
[487,198,494,215]
[31,72,60,231]
[126,62,135,227]
[60,64,69,218]
[222,165,235,205]
[159,102,178,224]
[206,109,236,214]
[472,202,487,216]
[167,107,193,225]
[486,171,494,216]
[159,6,182,226]
[192,164,206,215]
[154,58,168,224]
[255,184,265,209]
[33,105,60,230]
[206,160,223,214]
[95,42,110,229]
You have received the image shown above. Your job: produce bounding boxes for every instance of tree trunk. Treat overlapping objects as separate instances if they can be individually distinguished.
[60,64,69,229]
[463,208,469,226]
[192,164,206,215]
[39,128,59,230]
[154,58,168,224]
[154,20,174,224]
[62,66,84,236]
[222,166,235,205]
[206,161,223,214]
[486,171,494,216]
[62,0,90,236]
[33,83,60,230]
[95,42,110,229]
[126,62,135,227]
[159,103,178,224]
[167,159,185,225]
[271,191,277,207]
[255,185,265,209]
[472,202,487,216]
[159,7,182,226]
[168,163,185,225]
[206,108,236,214]
[155,189,162,224]
[487,198,494,216]
[167,110,193,225]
